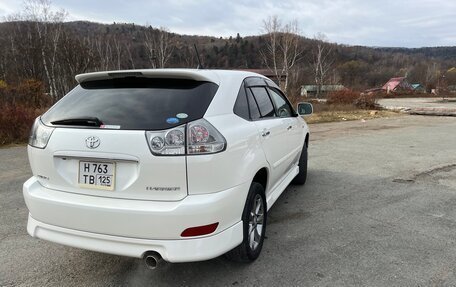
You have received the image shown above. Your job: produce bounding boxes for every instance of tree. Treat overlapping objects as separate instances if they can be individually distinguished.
[338,60,368,88]
[425,62,439,91]
[143,26,174,68]
[260,16,303,92]
[22,0,67,101]
[310,33,334,98]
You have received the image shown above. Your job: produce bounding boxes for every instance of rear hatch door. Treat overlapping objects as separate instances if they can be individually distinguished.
[33,77,218,201]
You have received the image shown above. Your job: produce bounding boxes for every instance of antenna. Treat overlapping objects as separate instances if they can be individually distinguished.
[194,44,204,69]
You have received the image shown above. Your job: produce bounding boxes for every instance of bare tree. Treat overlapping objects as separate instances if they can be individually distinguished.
[113,37,123,70]
[58,32,95,93]
[124,42,135,69]
[310,33,334,98]
[260,16,303,92]
[94,36,114,71]
[425,62,439,89]
[22,0,67,101]
[143,26,174,68]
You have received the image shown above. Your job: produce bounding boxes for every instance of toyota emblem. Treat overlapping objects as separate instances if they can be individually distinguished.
[85,136,100,149]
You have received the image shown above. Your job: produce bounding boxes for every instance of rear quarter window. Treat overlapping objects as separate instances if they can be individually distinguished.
[233,83,249,120]
[246,88,261,120]
[42,78,219,130]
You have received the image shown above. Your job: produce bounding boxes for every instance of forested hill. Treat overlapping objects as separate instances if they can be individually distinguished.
[0,20,455,98]
[375,46,456,61]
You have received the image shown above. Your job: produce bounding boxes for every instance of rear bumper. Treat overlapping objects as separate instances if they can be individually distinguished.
[23,176,248,262]
[27,215,243,262]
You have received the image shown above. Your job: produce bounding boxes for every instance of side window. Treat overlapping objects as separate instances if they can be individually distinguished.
[233,83,249,120]
[250,87,275,118]
[268,88,293,118]
[246,88,261,120]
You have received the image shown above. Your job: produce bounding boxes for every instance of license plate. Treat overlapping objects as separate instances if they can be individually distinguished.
[78,161,115,190]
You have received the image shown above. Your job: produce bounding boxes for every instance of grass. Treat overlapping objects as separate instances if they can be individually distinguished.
[0,143,27,149]
[299,101,402,124]
[305,109,401,124]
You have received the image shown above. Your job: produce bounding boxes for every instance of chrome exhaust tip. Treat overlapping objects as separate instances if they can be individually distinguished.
[143,251,163,270]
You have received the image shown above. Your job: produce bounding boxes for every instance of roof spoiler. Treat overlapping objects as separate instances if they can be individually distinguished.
[75,69,217,84]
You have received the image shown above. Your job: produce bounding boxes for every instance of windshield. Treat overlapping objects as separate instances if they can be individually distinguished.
[41,77,219,130]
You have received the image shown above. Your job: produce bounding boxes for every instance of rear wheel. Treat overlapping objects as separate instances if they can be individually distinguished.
[292,143,308,185]
[225,182,267,262]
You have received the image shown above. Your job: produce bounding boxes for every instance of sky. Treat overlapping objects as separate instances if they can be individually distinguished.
[0,0,455,48]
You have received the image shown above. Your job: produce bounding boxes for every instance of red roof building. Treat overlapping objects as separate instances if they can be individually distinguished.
[382,77,413,93]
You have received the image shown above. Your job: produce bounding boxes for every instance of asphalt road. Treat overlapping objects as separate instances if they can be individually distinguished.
[1,115,456,286]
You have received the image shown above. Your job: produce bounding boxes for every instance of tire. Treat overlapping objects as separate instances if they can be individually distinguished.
[225,182,267,262]
[292,143,308,185]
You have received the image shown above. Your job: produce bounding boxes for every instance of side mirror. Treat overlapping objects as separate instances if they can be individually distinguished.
[297,102,313,116]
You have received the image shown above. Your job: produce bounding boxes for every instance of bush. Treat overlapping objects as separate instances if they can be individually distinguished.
[0,104,42,145]
[0,79,50,145]
[354,94,378,109]
[0,79,51,108]
[326,90,360,105]
[0,80,7,89]
[327,89,378,109]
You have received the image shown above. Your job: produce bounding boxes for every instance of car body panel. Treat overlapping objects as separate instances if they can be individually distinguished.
[187,113,268,195]
[28,128,188,201]
[23,68,311,262]
[24,176,248,240]
[27,215,243,263]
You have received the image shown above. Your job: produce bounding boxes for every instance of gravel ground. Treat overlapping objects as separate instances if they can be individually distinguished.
[1,115,456,286]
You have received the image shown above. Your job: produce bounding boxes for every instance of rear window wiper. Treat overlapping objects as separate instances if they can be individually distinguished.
[51,117,103,127]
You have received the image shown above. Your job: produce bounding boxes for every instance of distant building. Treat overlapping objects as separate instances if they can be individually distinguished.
[411,83,425,93]
[382,77,413,93]
[300,84,345,97]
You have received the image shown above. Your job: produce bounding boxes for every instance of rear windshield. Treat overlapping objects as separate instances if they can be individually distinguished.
[41,78,219,130]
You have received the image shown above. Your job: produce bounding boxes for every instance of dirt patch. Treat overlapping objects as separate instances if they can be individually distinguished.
[394,164,456,188]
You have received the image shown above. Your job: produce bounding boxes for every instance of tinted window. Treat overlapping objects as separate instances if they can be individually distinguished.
[250,87,275,118]
[246,88,261,120]
[264,79,279,89]
[233,83,249,120]
[42,78,219,130]
[244,77,267,88]
[268,88,293,118]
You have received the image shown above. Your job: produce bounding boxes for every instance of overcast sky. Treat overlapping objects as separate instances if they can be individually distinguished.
[1,0,455,48]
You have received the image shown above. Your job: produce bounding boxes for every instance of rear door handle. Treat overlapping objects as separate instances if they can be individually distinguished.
[262,130,270,137]
[287,125,293,130]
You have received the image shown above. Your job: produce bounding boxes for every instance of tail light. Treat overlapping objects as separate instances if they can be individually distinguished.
[187,119,226,154]
[29,117,55,149]
[146,125,186,155]
[145,119,226,156]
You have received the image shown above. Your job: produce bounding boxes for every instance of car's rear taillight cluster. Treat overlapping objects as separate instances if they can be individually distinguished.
[29,118,55,149]
[145,119,226,156]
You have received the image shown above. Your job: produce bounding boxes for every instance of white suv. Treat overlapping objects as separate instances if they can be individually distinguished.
[23,69,312,267]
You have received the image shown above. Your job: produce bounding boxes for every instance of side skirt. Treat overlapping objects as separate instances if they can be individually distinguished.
[265,165,299,211]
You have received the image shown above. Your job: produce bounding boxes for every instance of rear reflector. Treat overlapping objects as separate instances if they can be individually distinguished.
[181,223,219,237]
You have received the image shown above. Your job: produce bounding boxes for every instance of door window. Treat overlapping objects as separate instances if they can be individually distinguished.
[250,87,275,118]
[267,88,293,118]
